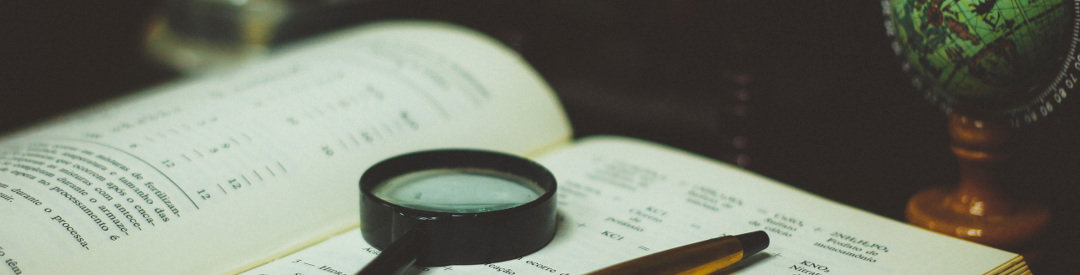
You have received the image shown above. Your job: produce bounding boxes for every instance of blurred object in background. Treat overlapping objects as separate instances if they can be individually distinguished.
[716,71,754,168]
[145,0,372,74]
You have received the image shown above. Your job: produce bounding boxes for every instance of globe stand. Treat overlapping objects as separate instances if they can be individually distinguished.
[906,112,1050,253]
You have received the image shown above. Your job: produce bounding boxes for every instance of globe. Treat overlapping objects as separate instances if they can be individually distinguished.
[884,0,1067,253]
[885,0,1075,125]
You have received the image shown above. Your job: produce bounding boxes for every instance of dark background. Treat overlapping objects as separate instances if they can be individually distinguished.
[3,1,1079,273]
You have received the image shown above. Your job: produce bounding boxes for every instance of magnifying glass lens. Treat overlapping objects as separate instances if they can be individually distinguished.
[372,168,544,213]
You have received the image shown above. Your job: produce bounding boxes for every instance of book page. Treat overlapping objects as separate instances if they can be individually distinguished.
[0,21,570,275]
[244,136,1020,275]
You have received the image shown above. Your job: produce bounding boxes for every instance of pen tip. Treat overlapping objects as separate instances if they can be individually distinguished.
[735,231,769,258]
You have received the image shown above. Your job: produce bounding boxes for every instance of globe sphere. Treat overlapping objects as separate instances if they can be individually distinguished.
[885,0,1072,114]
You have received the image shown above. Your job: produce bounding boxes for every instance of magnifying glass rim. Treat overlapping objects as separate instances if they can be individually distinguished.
[359,149,558,266]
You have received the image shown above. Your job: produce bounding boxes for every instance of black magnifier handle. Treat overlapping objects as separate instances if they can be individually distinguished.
[357,229,430,275]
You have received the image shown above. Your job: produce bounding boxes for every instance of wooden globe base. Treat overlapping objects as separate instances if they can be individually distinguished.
[905,113,1050,251]
[907,186,1049,249]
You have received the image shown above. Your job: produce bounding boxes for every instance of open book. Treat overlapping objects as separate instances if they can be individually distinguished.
[0,21,1028,275]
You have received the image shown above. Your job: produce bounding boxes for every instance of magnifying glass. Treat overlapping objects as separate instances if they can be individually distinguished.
[358,149,558,275]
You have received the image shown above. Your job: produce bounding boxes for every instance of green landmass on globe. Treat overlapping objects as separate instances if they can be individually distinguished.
[887,0,1071,104]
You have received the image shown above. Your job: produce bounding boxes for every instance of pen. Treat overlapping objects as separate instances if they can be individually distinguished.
[585,230,769,275]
